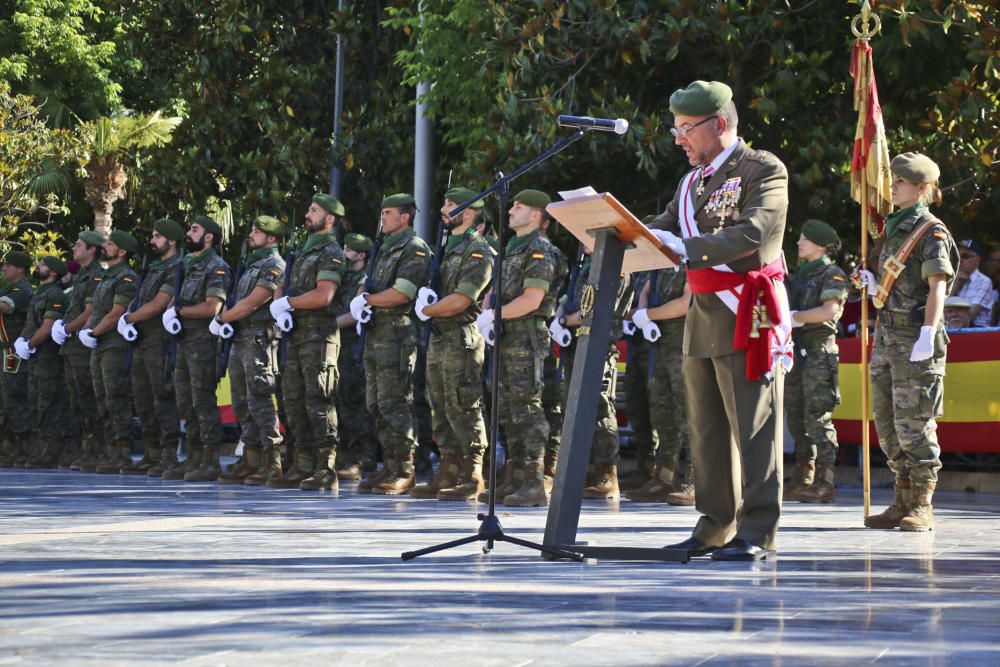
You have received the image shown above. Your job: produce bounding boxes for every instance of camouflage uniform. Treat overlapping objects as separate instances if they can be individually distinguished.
[362,227,431,484]
[542,243,568,468]
[334,264,376,469]
[648,267,689,471]
[130,254,182,473]
[0,277,33,463]
[870,205,958,485]
[620,272,659,489]
[61,260,104,463]
[87,261,139,466]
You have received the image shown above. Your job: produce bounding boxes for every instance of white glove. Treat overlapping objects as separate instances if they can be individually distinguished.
[651,229,687,262]
[117,313,139,341]
[162,307,182,334]
[475,309,495,346]
[789,310,805,328]
[13,337,34,360]
[415,287,438,322]
[548,319,572,347]
[219,322,234,339]
[622,319,636,335]
[78,328,98,349]
[349,293,372,323]
[208,316,223,336]
[854,269,877,291]
[51,319,69,345]
[641,322,661,342]
[269,296,295,333]
[631,308,652,329]
[909,325,935,362]
[355,321,363,336]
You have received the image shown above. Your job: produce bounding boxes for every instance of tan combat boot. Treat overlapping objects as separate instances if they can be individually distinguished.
[335,459,364,481]
[121,445,161,476]
[543,449,558,492]
[864,478,912,529]
[96,441,132,474]
[69,434,97,471]
[245,445,282,486]
[0,436,16,467]
[619,449,657,492]
[583,463,620,500]
[13,436,38,467]
[478,460,523,503]
[219,444,261,484]
[899,481,936,532]
[503,460,548,507]
[373,454,416,495]
[665,462,695,506]
[300,448,339,491]
[162,445,201,480]
[798,463,836,503]
[25,437,63,469]
[357,461,391,494]
[783,460,816,501]
[57,439,80,470]
[267,447,316,488]
[625,462,677,502]
[81,440,113,473]
[410,454,461,499]
[184,445,222,482]
[438,453,485,501]
[147,444,180,477]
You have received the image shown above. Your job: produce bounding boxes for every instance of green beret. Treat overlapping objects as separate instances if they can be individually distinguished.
[444,187,484,209]
[801,219,840,248]
[313,193,346,217]
[513,189,551,209]
[78,230,106,247]
[890,152,940,184]
[345,233,373,253]
[669,80,733,116]
[41,255,67,276]
[192,215,223,238]
[2,250,31,269]
[253,215,286,238]
[154,218,185,242]
[109,230,139,255]
[381,193,416,209]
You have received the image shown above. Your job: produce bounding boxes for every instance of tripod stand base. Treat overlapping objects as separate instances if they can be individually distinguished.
[401,513,584,562]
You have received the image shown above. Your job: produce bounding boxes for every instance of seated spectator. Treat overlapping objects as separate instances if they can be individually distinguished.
[951,239,995,327]
[982,246,1000,326]
[943,296,974,331]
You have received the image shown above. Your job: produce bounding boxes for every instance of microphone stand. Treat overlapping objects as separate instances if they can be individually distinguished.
[402,129,590,562]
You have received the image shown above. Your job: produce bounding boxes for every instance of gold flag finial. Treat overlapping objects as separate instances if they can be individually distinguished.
[852,0,882,42]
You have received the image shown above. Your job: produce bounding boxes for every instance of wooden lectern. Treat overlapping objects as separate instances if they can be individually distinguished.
[541,193,689,562]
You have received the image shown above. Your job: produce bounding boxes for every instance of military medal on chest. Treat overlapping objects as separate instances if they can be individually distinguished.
[704,177,742,221]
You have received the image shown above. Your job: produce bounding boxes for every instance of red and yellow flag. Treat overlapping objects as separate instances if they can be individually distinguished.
[850,40,892,238]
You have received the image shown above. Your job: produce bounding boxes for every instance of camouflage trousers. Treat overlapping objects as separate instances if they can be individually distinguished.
[337,332,376,462]
[364,316,417,459]
[1,355,29,437]
[90,343,133,445]
[131,327,180,451]
[562,340,621,465]
[229,327,281,448]
[426,323,488,458]
[624,336,658,457]
[175,333,222,449]
[282,322,338,451]
[870,323,945,484]
[413,347,434,446]
[785,342,841,465]
[497,318,549,463]
[28,351,72,439]
[542,345,563,455]
[650,322,688,467]
[62,345,102,439]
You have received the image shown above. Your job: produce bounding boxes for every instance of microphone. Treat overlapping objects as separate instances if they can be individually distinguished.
[557,115,629,135]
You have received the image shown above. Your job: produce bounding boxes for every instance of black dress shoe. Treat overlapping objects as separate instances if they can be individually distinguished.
[710,538,775,561]
[663,536,717,557]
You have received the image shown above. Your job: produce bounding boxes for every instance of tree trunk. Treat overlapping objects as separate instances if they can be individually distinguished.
[83,155,126,238]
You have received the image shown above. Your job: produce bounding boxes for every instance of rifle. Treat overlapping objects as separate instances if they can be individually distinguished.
[276,219,298,371]
[164,249,186,386]
[554,242,586,380]
[121,240,150,373]
[353,216,384,365]
[218,226,251,384]
[418,216,447,351]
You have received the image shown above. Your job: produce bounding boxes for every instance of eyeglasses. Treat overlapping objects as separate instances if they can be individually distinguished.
[669,116,718,138]
[959,253,977,259]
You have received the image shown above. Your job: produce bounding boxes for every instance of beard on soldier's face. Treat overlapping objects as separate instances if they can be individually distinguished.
[185,236,206,253]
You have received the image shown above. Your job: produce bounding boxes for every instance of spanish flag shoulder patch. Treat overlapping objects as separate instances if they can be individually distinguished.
[470,253,484,259]
[123,276,134,283]
[531,253,545,260]
[415,251,427,257]
[216,270,227,276]
[832,275,844,282]
[932,231,947,239]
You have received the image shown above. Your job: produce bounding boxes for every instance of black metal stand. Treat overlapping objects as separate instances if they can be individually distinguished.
[402,130,589,563]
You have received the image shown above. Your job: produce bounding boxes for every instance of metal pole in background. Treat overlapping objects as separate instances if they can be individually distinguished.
[412,2,435,243]
[328,0,348,200]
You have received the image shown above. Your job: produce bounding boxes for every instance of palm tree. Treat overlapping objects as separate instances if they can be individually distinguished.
[76,110,181,236]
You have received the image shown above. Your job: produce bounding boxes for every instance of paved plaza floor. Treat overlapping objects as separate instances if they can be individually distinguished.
[1,464,998,666]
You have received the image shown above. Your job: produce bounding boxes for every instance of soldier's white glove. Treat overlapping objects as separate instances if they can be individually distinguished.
[78,328,98,349]
[415,287,438,322]
[622,319,636,335]
[350,293,372,324]
[13,337,34,360]
[853,269,877,291]
[51,319,69,345]
[218,321,234,339]
[910,325,935,362]
[789,310,805,328]
[631,307,662,342]
[269,296,294,333]
[355,321,363,336]
[162,307,182,334]
[208,316,223,337]
[651,229,687,262]
[548,319,572,347]
[475,309,495,346]
[117,313,139,341]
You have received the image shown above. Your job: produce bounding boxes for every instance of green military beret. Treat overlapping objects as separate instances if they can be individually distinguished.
[154,218,185,242]
[345,233,373,253]
[669,80,733,116]
[801,219,840,248]
[444,187,484,209]
[109,230,139,255]
[513,189,551,209]
[381,193,416,209]
[192,215,223,238]
[2,250,31,269]
[253,215,286,238]
[313,193,346,217]
[890,152,940,184]
[41,255,68,276]
[78,230,106,247]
